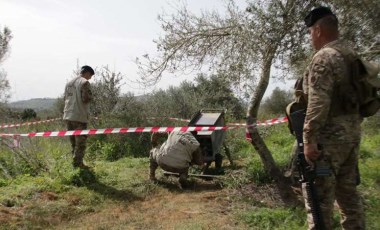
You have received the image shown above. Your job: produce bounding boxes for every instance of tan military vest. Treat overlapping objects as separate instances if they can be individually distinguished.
[153,131,200,169]
[63,76,90,123]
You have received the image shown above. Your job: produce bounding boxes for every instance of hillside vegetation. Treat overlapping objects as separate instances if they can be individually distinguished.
[0,114,379,229]
[0,74,379,229]
[1,1,380,229]
[8,98,58,112]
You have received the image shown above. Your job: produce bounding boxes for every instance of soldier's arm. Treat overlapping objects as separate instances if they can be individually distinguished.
[151,132,168,148]
[303,51,335,144]
[81,81,92,104]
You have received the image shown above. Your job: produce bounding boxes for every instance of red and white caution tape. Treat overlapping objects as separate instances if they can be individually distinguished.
[0,116,288,139]
[150,116,288,127]
[0,118,61,129]
[0,116,287,131]
[148,117,191,122]
[257,116,288,126]
[228,116,289,126]
[0,125,246,138]
[168,117,191,122]
[13,136,21,148]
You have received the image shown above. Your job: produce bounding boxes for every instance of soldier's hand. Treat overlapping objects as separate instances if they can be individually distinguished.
[304,143,320,167]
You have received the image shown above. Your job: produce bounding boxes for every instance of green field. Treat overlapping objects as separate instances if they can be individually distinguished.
[0,118,379,229]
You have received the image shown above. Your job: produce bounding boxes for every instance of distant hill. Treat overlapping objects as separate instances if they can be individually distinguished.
[8,98,58,111]
[8,94,146,112]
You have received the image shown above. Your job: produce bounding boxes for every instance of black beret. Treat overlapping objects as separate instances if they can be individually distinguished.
[304,6,336,27]
[80,65,95,75]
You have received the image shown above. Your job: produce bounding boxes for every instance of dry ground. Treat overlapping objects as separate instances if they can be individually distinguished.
[58,175,253,230]
[1,175,257,229]
[0,158,288,230]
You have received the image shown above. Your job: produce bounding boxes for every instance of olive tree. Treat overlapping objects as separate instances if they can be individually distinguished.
[90,66,124,117]
[0,26,12,103]
[0,26,12,109]
[137,0,380,201]
[0,70,10,103]
[260,87,293,116]
[0,26,12,63]
[143,73,245,120]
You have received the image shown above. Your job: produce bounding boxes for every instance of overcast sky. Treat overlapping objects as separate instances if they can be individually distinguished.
[0,0,292,102]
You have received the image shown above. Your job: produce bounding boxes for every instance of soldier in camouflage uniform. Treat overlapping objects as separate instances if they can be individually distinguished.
[63,66,94,168]
[301,7,365,229]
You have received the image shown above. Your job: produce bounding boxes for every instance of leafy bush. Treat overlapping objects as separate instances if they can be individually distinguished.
[225,129,253,160]
[143,74,245,120]
[21,108,37,121]
[260,87,293,117]
[362,113,380,136]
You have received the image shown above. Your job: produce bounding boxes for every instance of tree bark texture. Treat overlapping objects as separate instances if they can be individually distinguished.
[246,47,299,204]
[246,47,283,180]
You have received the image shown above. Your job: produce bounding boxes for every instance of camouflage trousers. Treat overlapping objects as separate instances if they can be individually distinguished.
[66,121,88,167]
[303,143,365,230]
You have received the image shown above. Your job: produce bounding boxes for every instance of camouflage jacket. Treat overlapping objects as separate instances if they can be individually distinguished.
[302,40,363,145]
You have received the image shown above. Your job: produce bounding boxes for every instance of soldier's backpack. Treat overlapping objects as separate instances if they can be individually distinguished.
[328,44,380,117]
[286,45,380,135]
[354,59,380,117]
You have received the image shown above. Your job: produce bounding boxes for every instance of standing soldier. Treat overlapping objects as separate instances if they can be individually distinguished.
[301,6,365,229]
[63,65,94,168]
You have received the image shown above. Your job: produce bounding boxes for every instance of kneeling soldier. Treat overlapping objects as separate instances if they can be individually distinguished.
[149,131,203,188]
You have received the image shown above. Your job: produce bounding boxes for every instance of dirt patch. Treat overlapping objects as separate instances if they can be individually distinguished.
[234,183,283,207]
[64,193,82,206]
[56,179,247,229]
[0,178,298,229]
[2,168,282,229]
[37,191,59,201]
[233,182,303,208]
[0,191,81,228]
[0,206,23,224]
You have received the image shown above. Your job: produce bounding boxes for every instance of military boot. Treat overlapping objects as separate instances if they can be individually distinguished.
[149,159,158,181]
[179,173,191,189]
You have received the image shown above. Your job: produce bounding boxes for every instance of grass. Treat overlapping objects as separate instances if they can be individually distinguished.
[238,120,380,229]
[0,157,155,229]
[359,133,380,230]
[0,118,379,229]
[240,207,307,230]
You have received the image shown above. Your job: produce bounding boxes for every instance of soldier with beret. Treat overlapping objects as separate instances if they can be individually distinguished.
[63,65,94,168]
[301,6,365,229]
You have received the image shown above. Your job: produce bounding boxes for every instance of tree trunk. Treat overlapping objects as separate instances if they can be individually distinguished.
[246,47,282,180]
[246,46,299,205]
